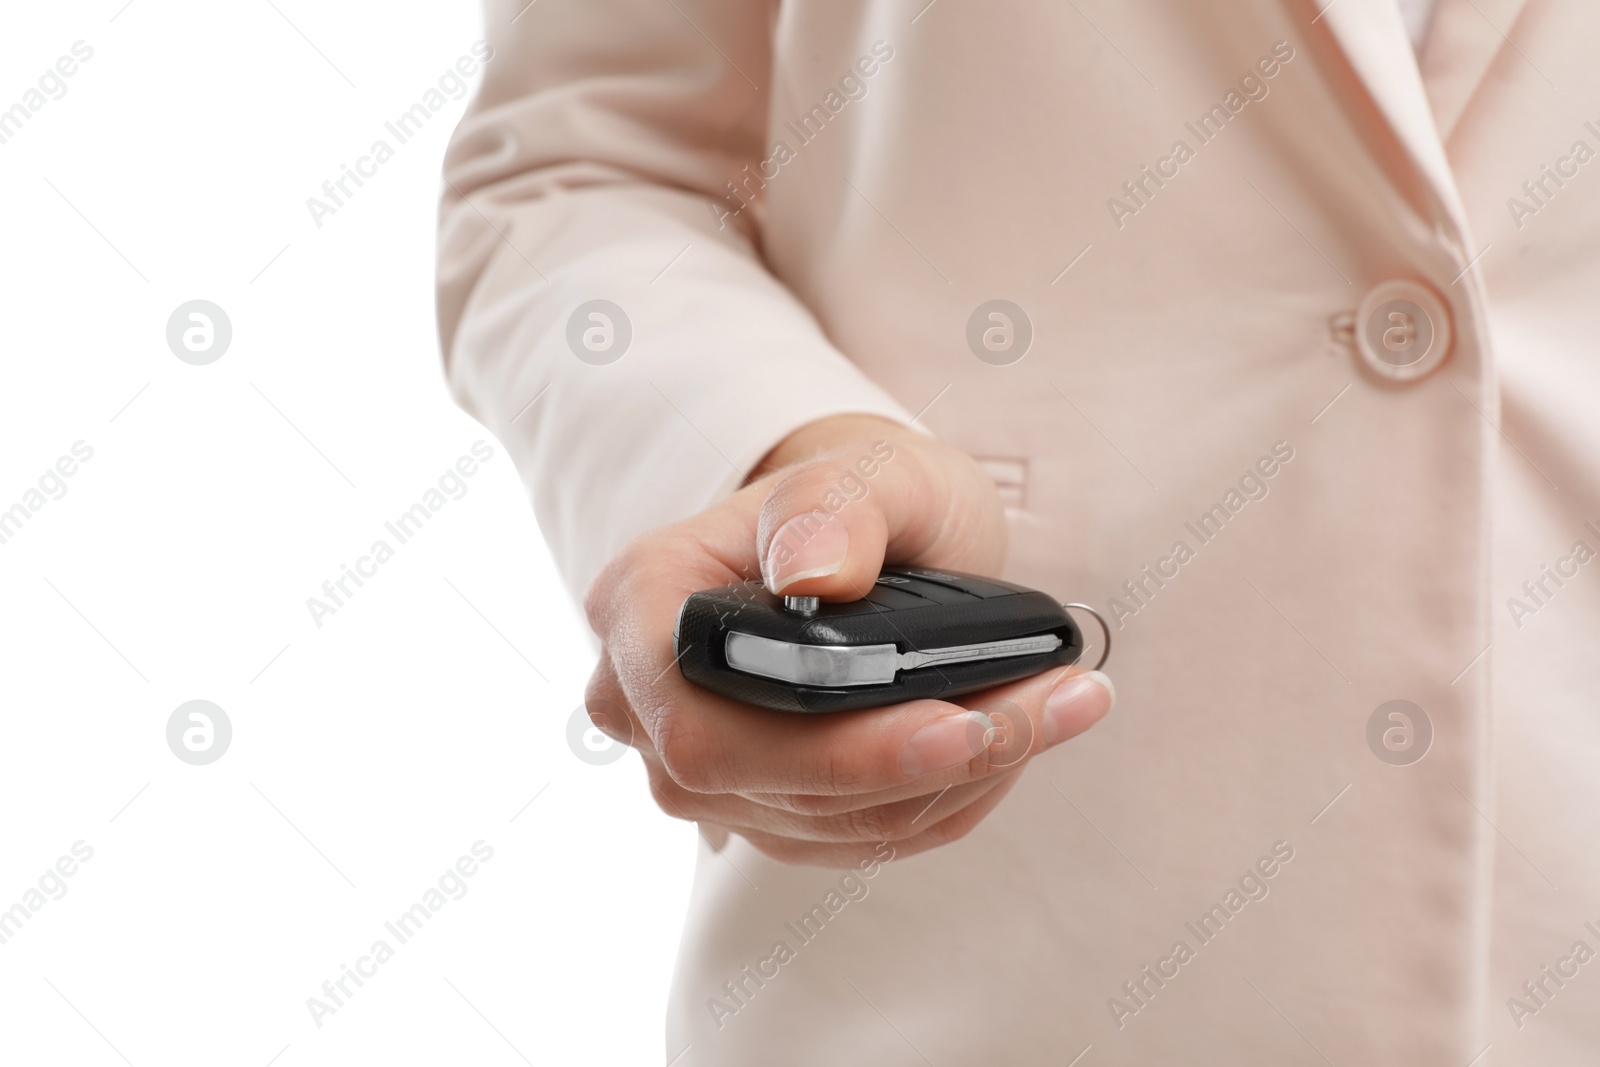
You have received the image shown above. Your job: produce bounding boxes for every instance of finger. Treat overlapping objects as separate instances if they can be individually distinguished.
[745,770,1014,815]
[731,775,1024,867]
[754,435,1006,598]
[605,631,1018,820]
[582,473,780,643]
[582,655,651,755]
[650,769,1016,843]
[641,661,1114,796]
[591,498,1113,796]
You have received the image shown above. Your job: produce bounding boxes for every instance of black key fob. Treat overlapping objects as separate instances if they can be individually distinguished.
[674,567,1106,713]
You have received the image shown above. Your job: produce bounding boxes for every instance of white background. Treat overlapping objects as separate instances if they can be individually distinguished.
[0,2,696,1064]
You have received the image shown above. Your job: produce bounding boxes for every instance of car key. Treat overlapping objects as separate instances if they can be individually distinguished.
[675,566,1110,713]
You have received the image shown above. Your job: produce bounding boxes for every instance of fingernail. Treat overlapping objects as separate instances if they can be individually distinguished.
[1042,670,1115,746]
[900,711,995,777]
[764,513,849,593]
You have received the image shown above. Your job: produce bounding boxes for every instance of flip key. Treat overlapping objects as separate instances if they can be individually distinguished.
[675,567,1110,713]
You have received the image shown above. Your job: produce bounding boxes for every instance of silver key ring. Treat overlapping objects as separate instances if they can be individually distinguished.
[1062,603,1112,671]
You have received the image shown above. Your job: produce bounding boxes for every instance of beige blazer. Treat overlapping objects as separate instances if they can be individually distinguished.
[439,0,1600,1062]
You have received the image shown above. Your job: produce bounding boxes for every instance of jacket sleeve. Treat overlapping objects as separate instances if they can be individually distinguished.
[437,0,913,599]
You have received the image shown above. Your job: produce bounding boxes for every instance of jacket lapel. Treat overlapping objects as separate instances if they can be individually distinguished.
[1419,0,1537,140]
[1315,0,1470,226]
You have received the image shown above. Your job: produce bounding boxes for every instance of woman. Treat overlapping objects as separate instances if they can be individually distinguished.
[438,1,1600,1062]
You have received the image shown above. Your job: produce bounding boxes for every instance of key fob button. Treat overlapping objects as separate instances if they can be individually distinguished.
[899,570,1023,599]
[862,584,934,610]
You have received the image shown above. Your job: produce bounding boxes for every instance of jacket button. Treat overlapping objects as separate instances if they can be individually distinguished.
[1354,279,1452,381]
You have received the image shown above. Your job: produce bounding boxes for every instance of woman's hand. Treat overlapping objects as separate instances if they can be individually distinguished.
[581,415,1114,867]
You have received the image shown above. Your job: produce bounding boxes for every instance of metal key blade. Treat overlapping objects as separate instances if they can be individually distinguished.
[897,633,1063,671]
[724,631,1064,687]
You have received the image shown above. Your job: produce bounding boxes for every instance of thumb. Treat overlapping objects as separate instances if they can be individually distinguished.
[755,434,1006,600]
